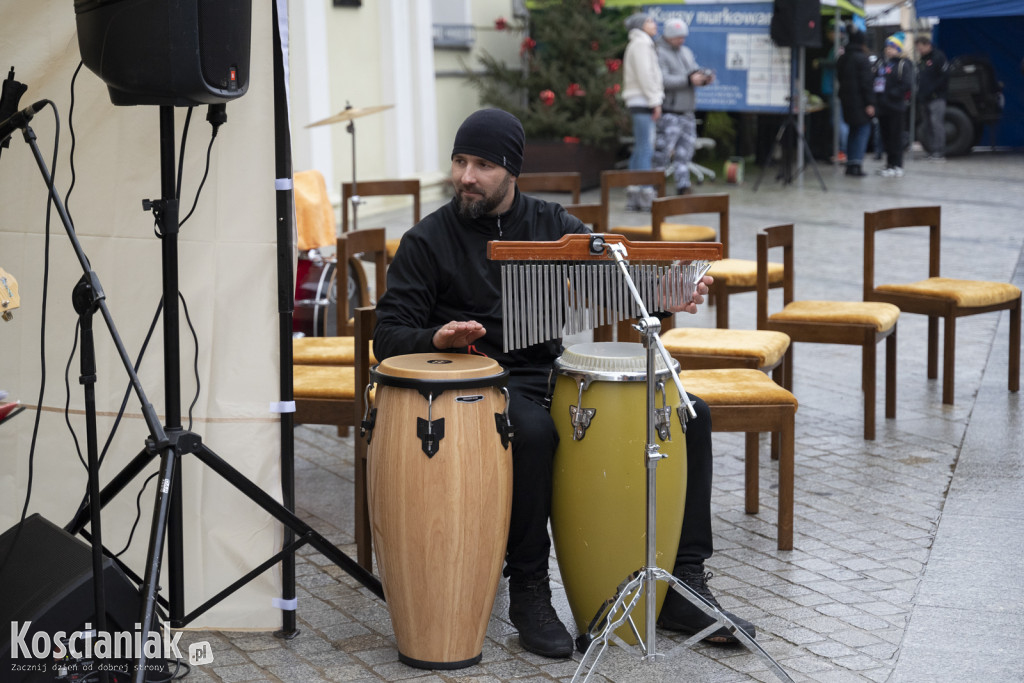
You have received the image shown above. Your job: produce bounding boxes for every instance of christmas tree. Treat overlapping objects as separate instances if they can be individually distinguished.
[468,0,631,150]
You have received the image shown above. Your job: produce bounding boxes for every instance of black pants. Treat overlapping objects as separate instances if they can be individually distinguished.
[504,375,714,581]
[877,108,905,169]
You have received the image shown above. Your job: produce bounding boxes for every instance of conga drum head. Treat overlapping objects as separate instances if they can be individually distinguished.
[550,341,687,645]
[367,353,511,669]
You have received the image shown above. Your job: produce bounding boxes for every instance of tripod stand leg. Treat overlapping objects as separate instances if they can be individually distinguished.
[191,444,384,598]
[133,445,179,683]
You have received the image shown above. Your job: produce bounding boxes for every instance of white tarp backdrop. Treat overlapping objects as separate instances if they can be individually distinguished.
[0,1,283,628]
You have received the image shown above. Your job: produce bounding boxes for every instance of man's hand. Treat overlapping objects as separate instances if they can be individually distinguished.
[667,274,713,315]
[432,320,486,350]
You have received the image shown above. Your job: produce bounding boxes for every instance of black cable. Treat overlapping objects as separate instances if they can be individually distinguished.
[0,101,61,581]
[114,471,159,558]
[63,60,84,213]
[64,318,86,470]
[69,300,162,526]
[179,292,201,429]
[178,134,216,227]
[174,106,194,202]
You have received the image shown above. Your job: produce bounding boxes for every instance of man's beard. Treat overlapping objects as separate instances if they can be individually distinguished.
[456,173,513,220]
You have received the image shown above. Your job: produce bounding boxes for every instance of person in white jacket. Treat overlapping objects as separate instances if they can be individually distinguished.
[621,12,663,210]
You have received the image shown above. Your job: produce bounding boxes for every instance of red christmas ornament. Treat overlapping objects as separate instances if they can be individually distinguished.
[539,89,556,106]
[494,17,508,31]
[520,37,537,56]
[605,58,622,73]
[565,83,586,97]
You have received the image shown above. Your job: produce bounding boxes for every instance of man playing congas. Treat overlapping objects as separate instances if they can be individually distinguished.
[373,108,755,659]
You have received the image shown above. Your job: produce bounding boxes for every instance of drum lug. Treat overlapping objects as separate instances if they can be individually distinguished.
[655,407,672,441]
[656,380,672,441]
[416,417,445,457]
[569,378,596,441]
[568,404,596,441]
[495,386,514,449]
[360,383,376,443]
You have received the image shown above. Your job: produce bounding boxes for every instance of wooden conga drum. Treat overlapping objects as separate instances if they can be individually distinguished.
[549,342,687,645]
[366,353,513,669]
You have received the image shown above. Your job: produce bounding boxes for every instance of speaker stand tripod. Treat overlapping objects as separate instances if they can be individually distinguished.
[21,106,383,683]
[754,47,827,192]
[570,237,793,683]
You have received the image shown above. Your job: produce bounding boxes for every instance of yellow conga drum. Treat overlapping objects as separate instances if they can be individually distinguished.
[366,353,513,669]
[550,342,686,645]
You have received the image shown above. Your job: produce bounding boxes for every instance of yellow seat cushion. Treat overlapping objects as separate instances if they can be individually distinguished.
[662,328,790,367]
[708,258,785,288]
[876,277,1021,308]
[612,223,717,242]
[678,369,798,408]
[770,301,900,332]
[293,365,356,399]
[386,237,401,259]
[293,337,377,365]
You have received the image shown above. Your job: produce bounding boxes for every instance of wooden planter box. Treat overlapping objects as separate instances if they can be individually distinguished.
[521,140,618,191]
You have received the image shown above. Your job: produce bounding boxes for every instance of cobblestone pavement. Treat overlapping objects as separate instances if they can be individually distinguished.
[178,151,1023,682]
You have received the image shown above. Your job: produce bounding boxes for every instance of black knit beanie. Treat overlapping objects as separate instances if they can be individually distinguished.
[451,109,524,177]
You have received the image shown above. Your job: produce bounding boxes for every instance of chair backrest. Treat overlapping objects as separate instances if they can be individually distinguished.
[756,224,796,329]
[294,170,337,251]
[863,206,941,299]
[564,203,606,233]
[599,169,666,229]
[651,193,730,248]
[337,228,388,336]
[341,179,421,233]
[516,172,582,204]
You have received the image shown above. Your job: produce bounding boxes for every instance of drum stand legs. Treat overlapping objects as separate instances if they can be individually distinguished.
[571,242,793,683]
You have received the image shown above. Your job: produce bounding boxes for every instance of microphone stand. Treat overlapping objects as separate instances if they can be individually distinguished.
[15,107,383,682]
[570,237,793,683]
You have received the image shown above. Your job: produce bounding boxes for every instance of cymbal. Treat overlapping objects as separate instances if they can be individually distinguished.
[306,104,393,128]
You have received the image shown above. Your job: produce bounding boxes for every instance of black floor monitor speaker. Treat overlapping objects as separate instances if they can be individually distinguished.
[770,0,822,48]
[0,514,158,682]
[74,0,252,106]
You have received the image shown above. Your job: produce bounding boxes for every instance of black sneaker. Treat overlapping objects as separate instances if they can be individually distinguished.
[508,576,574,658]
[657,564,756,644]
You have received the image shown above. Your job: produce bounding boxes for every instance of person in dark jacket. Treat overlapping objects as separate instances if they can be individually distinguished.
[836,29,876,176]
[874,33,914,176]
[373,109,755,660]
[915,35,948,160]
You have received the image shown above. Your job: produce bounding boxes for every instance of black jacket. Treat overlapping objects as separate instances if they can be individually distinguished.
[917,48,949,101]
[875,56,914,113]
[373,188,588,382]
[837,47,876,127]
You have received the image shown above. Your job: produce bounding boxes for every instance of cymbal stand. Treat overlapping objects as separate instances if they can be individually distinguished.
[344,101,363,231]
[570,237,793,683]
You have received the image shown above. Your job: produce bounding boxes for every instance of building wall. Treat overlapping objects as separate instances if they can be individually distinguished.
[288,0,525,212]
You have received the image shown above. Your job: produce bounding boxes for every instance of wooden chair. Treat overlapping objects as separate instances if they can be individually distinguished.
[341,178,420,261]
[293,227,387,363]
[602,169,716,244]
[646,194,786,329]
[599,169,666,236]
[565,203,606,232]
[679,369,798,550]
[864,206,1020,405]
[757,224,899,440]
[352,306,376,570]
[516,171,581,204]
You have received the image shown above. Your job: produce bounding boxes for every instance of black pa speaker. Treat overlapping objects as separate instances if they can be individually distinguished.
[0,514,155,682]
[74,0,252,106]
[770,0,822,48]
